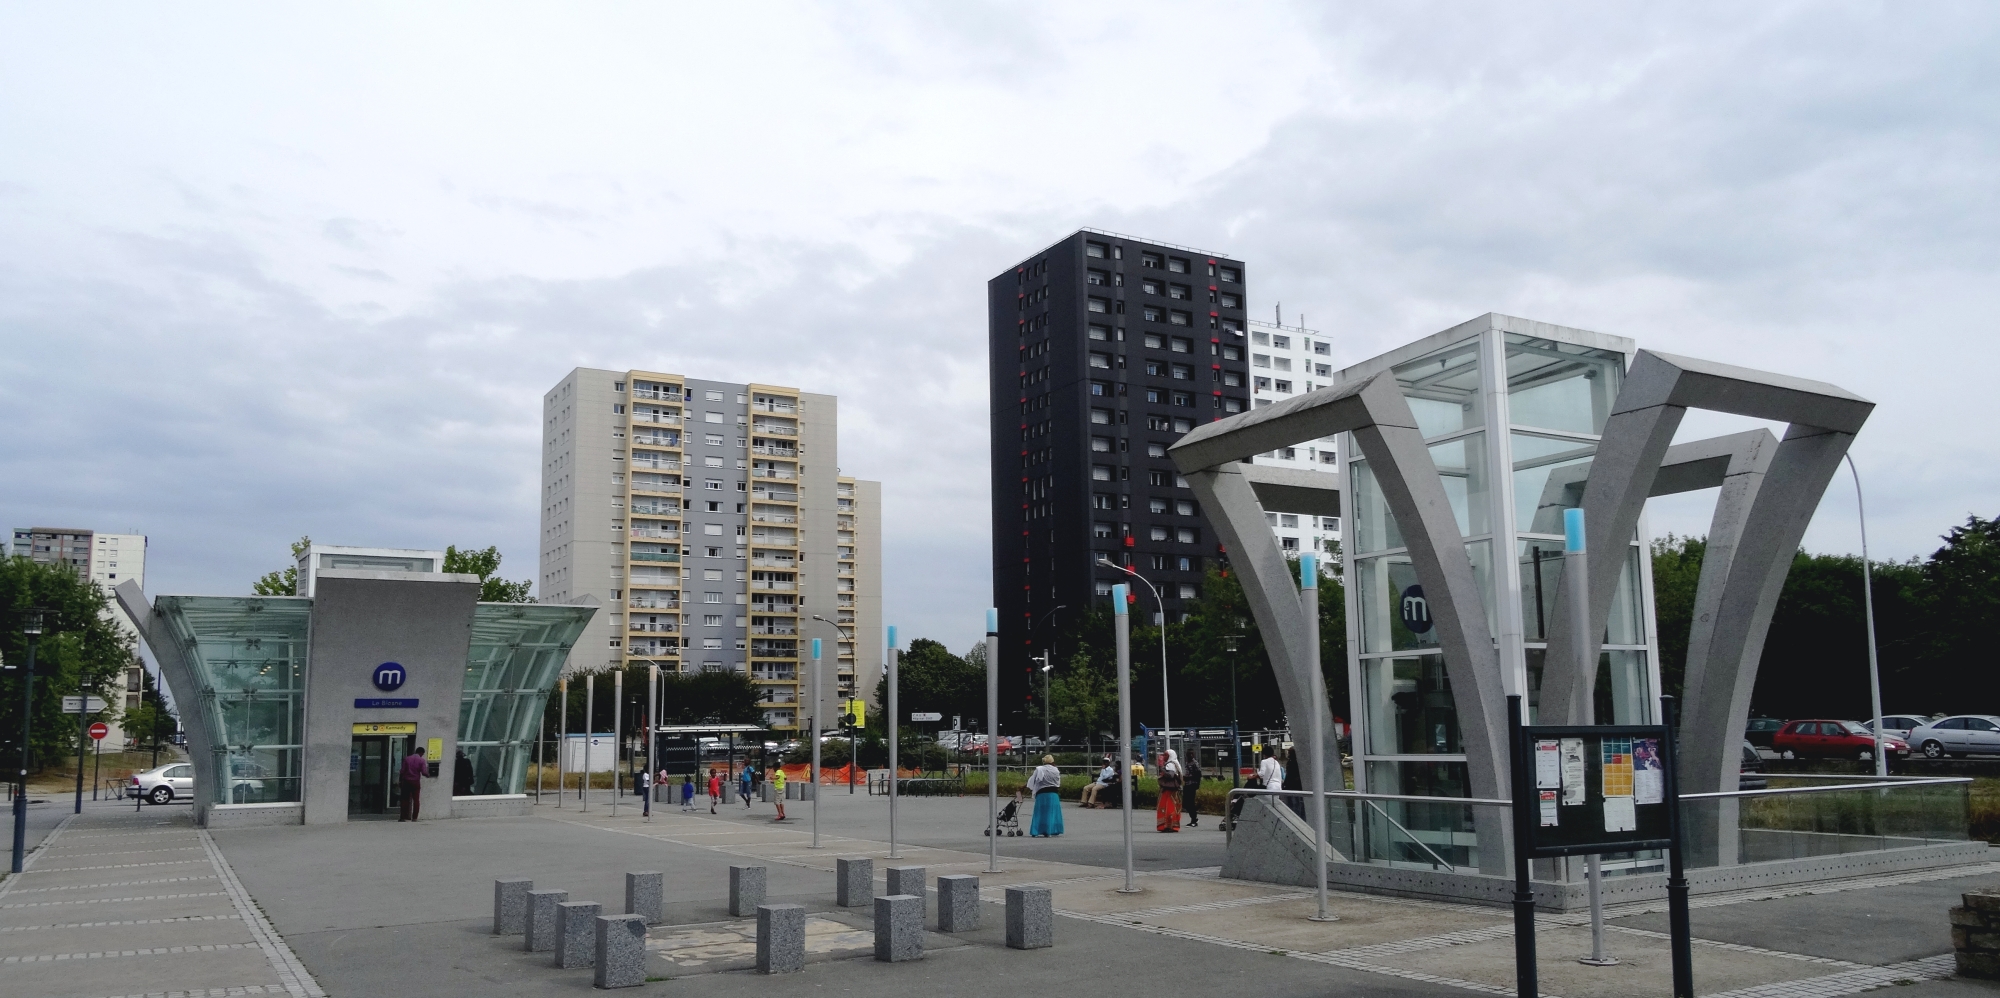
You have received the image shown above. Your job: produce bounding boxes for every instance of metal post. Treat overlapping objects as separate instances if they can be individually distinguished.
[1302,556,1334,921]
[985,609,1000,874]
[646,665,657,821]
[92,732,102,801]
[555,678,566,808]
[1581,853,1615,965]
[887,626,900,859]
[1507,694,1537,998]
[1227,635,1241,790]
[1847,455,1888,777]
[1564,509,1615,967]
[811,637,822,847]
[583,674,593,811]
[611,669,622,817]
[1662,695,1694,997]
[74,700,88,814]
[13,618,43,874]
[1114,587,1137,893]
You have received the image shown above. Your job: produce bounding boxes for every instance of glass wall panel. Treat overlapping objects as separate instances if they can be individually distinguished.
[1362,759,1478,868]
[155,596,310,805]
[1392,337,1484,438]
[1518,541,1567,643]
[1606,545,1645,647]
[1348,459,1402,555]
[1593,650,1651,724]
[1511,433,1597,535]
[1361,655,1460,755]
[459,603,598,796]
[1430,433,1490,537]
[1504,334,1625,434]
[1355,555,1433,654]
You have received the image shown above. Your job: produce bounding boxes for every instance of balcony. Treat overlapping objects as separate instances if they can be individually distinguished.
[750,579,796,591]
[752,487,798,502]
[749,624,797,635]
[750,554,797,568]
[630,501,679,515]
[631,409,681,425]
[632,455,680,471]
[751,468,798,481]
[628,620,679,633]
[632,388,681,401]
[628,598,679,610]
[751,444,797,457]
[751,422,797,436]
[752,400,797,414]
[750,511,797,524]
[631,551,680,563]
[630,528,679,540]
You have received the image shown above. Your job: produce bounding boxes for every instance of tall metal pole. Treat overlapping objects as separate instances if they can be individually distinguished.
[611,670,623,817]
[556,677,566,809]
[811,637,821,847]
[1113,587,1136,893]
[646,665,658,820]
[1566,509,1616,967]
[1226,635,1242,790]
[12,616,43,874]
[583,674,593,812]
[887,626,900,859]
[985,608,1000,874]
[1303,556,1334,922]
[74,699,89,814]
[1847,455,1888,777]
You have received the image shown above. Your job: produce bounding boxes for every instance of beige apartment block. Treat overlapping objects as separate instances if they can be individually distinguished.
[12,527,149,746]
[537,369,881,733]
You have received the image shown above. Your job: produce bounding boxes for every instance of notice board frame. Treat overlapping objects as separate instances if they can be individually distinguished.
[1517,722,1675,859]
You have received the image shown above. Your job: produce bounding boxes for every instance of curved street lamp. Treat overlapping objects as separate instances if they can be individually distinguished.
[1098,558,1172,759]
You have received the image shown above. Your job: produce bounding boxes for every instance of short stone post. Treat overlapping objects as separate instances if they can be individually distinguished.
[594,914,648,988]
[800,781,815,801]
[626,871,663,924]
[556,901,602,968]
[494,878,532,934]
[525,889,568,952]
[874,894,923,962]
[1952,890,2000,978]
[729,865,766,917]
[937,874,980,933]
[761,781,775,803]
[836,857,873,907]
[756,903,806,974]
[1005,886,1052,949]
[885,866,926,917]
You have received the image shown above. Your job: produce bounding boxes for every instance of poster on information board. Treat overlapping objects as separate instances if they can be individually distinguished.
[1514,723,1674,858]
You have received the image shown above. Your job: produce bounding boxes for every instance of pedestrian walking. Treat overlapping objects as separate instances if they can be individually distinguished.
[399,743,427,821]
[1155,750,1184,832]
[680,774,696,811]
[772,767,788,821]
[708,768,722,814]
[739,765,755,807]
[639,767,652,817]
[1182,753,1203,828]
[1027,755,1064,836]
[453,749,475,796]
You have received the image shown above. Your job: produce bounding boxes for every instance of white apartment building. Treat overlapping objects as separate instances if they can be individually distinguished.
[12,528,150,745]
[538,369,882,732]
[1246,319,1343,561]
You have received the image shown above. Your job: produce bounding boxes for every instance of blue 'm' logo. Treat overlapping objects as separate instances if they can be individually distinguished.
[372,662,407,692]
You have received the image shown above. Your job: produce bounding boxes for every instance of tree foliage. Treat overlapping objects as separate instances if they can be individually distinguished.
[542,664,764,736]
[872,638,985,731]
[444,544,536,603]
[252,536,311,595]
[0,557,136,771]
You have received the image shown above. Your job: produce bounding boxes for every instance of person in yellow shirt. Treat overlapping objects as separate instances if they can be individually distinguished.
[772,767,788,822]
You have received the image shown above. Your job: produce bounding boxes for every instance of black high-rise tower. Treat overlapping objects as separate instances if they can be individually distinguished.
[988,230,1251,729]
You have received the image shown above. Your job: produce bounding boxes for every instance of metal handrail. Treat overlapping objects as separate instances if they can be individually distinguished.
[1223,787,1508,847]
[1363,799,1457,872]
[1684,774,1971,800]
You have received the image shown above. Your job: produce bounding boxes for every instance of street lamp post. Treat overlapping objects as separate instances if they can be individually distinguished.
[1223,634,1243,790]
[1098,559,1171,758]
[11,610,47,874]
[1031,605,1066,751]
[1847,454,1889,778]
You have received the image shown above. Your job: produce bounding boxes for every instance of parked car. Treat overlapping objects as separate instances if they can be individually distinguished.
[1771,719,1910,761]
[1907,715,2000,759]
[1866,715,1929,744]
[1744,717,1786,748]
[1739,741,1768,791]
[128,762,194,804]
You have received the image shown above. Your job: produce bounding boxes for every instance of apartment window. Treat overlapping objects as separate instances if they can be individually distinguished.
[1149,554,1169,570]
[1088,352,1112,369]
[1170,364,1192,380]
[706,411,724,423]
[1221,318,1242,332]
[1280,537,1299,551]
[1095,580,1114,596]
[1141,279,1161,295]
[1147,470,1171,486]
[1316,364,1333,377]
[1322,516,1341,531]
[1093,522,1114,539]
[1252,331,1270,345]
[1178,556,1193,571]
[1274,380,1292,394]
[1177,527,1198,543]
[1148,498,1168,513]
[1089,380,1109,397]
[1092,465,1113,482]
[1178,584,1198,599]
[1280,513,1299,528]
[1253,354,1271,368]
[704,592,723,603]
[1091,408,1113,425]
[1147,441,1167,457]
[1086,240,1109,258]
[1143,306,1163,322]
[1224,371,1243,387]
[1274,357,1293,372]
[1223,345,1243,361]
[1273,335,1291,349]
[1168,283,1190,300]
[703,523,723,535]
[1141,388,1160,404]
[1141,252,1163,268]
[1224,399,1243,413]
[1088,297,1110,313]
[1092,494,1115,510]
[1149,526,1169,541]
[703,455,723,467]
[609,637,623,648]
[1219,267,1240,283]
[705,479,723,490]
[1169,310,1192,326]
[1088,323,1112,340]
[1172,391,1193,407]
[1167,337,1190,353]
[705,432,723,445]
[1219,293,1241,308]
[1143,333,1164,349]
[1321,451,1339,465]
[1175,500,1193,516]
[1173,417,1193,432]
[1146,415,1173,431]
[703,390,723,401]
[613,403,625,414]
[1167,256,1189,273]
[703,614,724,626]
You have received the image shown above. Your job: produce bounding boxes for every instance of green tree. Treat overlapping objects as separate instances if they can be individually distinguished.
[1904,514,2000,711]
[444,544,536,603]
[252,536,311,595]
[1649,534,1705,701]
[1,557,136,771]
[541,664,764,739]
[872,639,983,730]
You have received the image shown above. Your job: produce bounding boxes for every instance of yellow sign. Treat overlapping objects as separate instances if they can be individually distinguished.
[426,737,443,762]
[353,722,417,734]
[841,699,866,727]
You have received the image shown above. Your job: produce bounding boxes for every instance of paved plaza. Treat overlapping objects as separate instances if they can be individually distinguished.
[3,791,1998,996]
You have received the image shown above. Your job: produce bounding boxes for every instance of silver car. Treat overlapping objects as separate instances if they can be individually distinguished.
[127,762,194,804]
[1866,715,1929,744]
[1907,715,2000,759]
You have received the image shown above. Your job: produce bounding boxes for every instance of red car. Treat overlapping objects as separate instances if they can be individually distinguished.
[1773,719,1910,761]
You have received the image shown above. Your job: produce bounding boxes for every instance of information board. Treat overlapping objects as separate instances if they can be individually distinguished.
[1517,723,1674,858]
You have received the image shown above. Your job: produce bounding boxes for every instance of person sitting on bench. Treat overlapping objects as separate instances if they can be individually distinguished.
[1079,757,1117,808]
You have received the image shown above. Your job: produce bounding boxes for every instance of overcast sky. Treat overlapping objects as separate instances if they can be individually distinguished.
[2,4,1994,655]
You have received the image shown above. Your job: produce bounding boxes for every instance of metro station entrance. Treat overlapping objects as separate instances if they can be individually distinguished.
[349,723,415,817]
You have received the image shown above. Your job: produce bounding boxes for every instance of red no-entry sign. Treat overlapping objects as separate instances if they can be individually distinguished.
[87,722,108,741]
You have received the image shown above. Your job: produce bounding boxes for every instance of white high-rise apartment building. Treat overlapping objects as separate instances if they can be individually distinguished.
[538,369,882,733]
[1246,318,1343,560]
[12,528,150,744]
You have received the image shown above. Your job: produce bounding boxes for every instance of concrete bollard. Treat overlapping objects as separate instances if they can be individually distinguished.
[525,889,569,952]
[756,903,806,974]
[761,782,775,803]
[625,871,664,924]
[729,865,767,917]
[594,914,648,988]
[800,782,815,801]
[836,857,873,908]
[494,878,533,935]
[1005,886,1053,949]
[937,874,980,933]
[874,894,923,962]
[555,901,602,969]
[885,866,926,917]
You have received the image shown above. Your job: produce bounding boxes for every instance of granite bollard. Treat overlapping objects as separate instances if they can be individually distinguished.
[937,874,980,933]
[729,865,767,917]
[1006,886,1053,949]
[874,894,923,962]
[885,866,926,916]
[626,871,664,924]
[525,889,569,952]
[756,903,806,974]
[761,782,775,803]
[494,878,532,935]
[594,914,648,988]
[556,901,602,969]
[836,857,873,907]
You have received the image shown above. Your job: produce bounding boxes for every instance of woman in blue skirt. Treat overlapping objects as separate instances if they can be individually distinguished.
[1027,755,1065,837]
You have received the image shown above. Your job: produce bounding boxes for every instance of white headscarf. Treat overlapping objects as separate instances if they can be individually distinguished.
[1163,749,1181,776]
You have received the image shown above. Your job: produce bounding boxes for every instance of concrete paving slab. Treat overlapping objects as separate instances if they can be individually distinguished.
[0,915,253,958]
[1146,894,1508,951]
[0,943,281,998]
[0,891,235,922]
[1386,923,1839,998]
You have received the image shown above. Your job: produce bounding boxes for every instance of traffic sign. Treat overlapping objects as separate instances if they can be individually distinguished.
[911,712,943,722]
[62,695,108,714]
[87,722,109,741]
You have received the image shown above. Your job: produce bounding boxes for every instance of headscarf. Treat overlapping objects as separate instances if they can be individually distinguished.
[1162,749,1182,776]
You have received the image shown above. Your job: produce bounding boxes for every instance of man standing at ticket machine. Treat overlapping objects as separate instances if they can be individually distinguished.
[399,741,428,821]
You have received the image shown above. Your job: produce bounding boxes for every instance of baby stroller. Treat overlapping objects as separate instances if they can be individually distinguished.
[985,792,1024,837]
